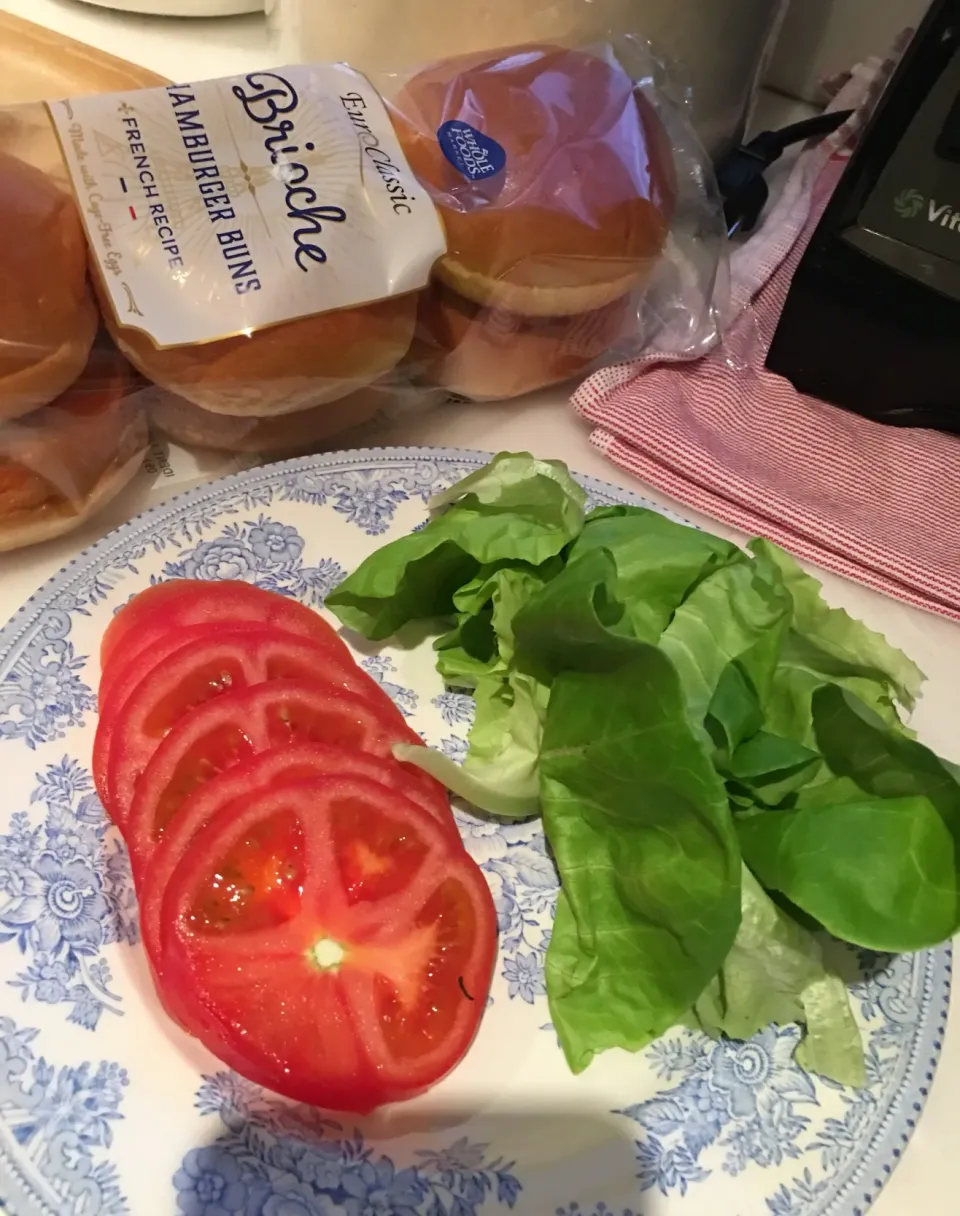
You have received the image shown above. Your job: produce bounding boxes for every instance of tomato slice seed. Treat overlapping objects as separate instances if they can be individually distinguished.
[188,809,305,936]
[150,724,257,836]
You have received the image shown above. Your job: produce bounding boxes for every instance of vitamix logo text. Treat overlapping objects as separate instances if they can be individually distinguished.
[231,71,347,272]
[893,188,960,232]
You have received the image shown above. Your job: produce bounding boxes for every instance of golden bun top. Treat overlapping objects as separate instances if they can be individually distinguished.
[0,152,98,420]
[391,44,677,315]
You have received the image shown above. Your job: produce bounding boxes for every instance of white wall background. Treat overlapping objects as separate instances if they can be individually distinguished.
[767,0,934,100]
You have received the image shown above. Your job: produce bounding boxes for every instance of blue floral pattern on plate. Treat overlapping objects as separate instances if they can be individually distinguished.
[0,447,949,1216]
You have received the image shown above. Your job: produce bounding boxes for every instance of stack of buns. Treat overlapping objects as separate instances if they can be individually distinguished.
[0,152,148,552]
[0,42,679,545]
[146,42,679,448]
[388,44,677,399]
[119,294,415,457]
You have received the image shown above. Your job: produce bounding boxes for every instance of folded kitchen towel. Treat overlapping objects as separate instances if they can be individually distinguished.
[572,35,960,621]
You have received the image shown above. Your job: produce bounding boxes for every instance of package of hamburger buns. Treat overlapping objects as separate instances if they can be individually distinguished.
[1,37,725,509]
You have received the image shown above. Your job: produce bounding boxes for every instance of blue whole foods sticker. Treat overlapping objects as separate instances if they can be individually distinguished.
[437,120,507,184]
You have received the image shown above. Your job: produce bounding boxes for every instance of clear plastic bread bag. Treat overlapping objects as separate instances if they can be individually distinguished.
[369,35,730,406]
[300,33,726,411]
[6,26,733,477]
[0,103,149,553]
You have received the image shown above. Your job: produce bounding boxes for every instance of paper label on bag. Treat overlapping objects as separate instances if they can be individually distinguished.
[48,65,446,348]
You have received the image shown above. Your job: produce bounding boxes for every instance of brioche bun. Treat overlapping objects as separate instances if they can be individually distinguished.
[409,284,636,399]
[146,384,389,455]
[0,343,148,552]
[105,293,418,419]
[0,152,98,422]
[390,45,676,317]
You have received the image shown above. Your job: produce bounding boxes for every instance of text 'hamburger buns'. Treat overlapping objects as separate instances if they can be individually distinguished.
[0,152,98,422]
[0,343,147,552]
[390,45,677,317]
[106,292,419,420]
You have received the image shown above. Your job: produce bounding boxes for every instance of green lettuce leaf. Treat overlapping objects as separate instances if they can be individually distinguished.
[326,535,478,641]
[435,562,560,688]
[404,564,555,818]
[540,647,741,1073]
[726,731,823,807]
[737,685,960,953]
[395,661,548,820]
[738,795,958,951]
[692,868,864,1087]
[429,451,586,525]
[753,540,924,710]
[752,540,924,749]
[512,548,645,681]
[571,506,744,642]
[658,559,792,751]
[327,452,586,640]
[812,685,960,832]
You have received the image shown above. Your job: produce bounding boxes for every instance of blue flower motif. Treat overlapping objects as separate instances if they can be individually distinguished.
[1,641,96,747]
[174,1146,248,1216]
[432,692,476,727]
[0,1016,130,1210]
[360,657,417,718]
[441,735,468,765]
[452,812,528,865]
[280,471,330,506]
[22,954,71,1004]
[341,1157,423,1214]
[330,477,408,535]
[710,1028,813,1120]
[261,1173,347,1216]
[415,1138,488,1174]
[502,950,546,1004]
[1,852,107,954]
[249,522,304,565]
[686,1075,730,1133]
[181,538,258,582]
[0,761,135,1027]
[555,1207,636,1216]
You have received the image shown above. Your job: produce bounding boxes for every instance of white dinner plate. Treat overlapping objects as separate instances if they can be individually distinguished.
[0,446,948,1216]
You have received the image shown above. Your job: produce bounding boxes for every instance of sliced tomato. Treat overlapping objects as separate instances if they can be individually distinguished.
[156,775,496,1112]
[97,628,409,822]
[136,743,465,1019]
[99,621,286,722]
[126,679,456,846]
[134,741,465,909]
[99,581,351,707]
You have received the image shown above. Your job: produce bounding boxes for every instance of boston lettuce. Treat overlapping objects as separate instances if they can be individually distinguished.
[541,650,741,1073]
[327,453,585,639]
[691,867,865,1087]
[328,452,957,1087]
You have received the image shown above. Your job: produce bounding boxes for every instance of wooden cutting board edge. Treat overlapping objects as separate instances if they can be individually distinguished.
[0,10,168,100]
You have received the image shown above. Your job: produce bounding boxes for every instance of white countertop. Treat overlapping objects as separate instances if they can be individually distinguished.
[0,5,949,1212]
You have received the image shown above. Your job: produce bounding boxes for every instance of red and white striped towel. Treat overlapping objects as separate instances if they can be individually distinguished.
[572,35,960,621]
